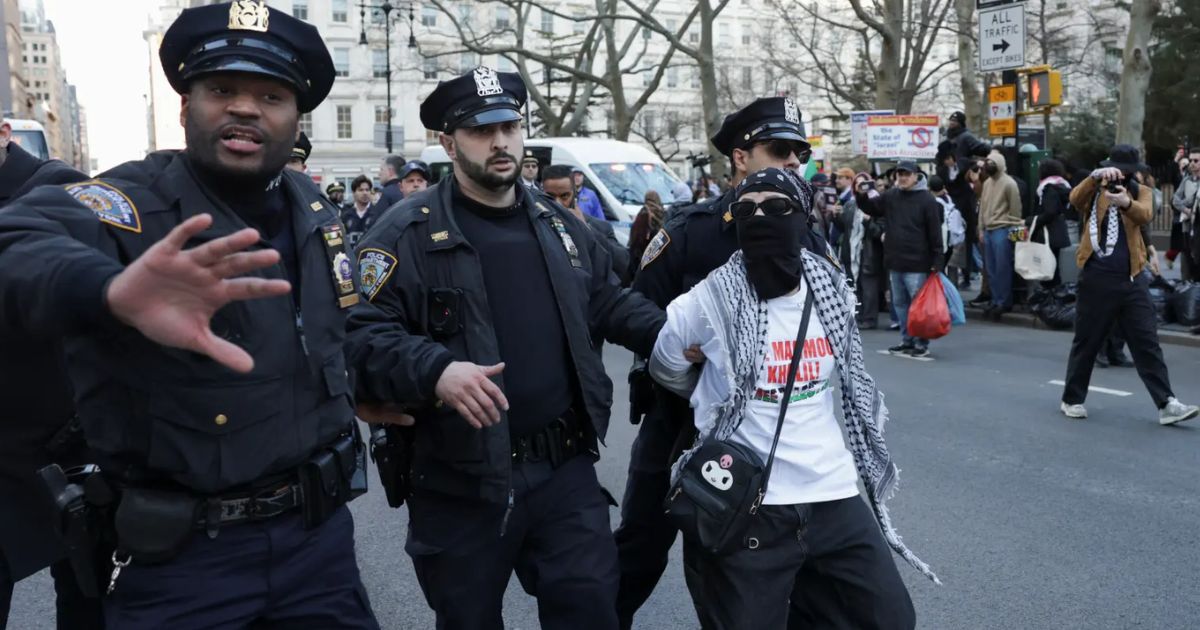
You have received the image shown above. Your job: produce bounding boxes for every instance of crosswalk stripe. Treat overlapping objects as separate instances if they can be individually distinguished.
[1047,380,1133,397]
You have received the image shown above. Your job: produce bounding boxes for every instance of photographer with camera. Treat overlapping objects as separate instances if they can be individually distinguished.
[1060,145,1199,425]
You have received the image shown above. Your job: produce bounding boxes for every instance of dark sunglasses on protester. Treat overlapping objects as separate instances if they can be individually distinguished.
[730,197,797,219]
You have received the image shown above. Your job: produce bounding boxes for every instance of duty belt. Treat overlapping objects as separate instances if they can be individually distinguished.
[201,479,303,529]
[511,412,587,469]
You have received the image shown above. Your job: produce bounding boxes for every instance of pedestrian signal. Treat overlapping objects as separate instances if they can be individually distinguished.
[1027,70,1062,108]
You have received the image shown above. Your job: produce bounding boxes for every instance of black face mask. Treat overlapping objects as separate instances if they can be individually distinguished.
[736,211,806,300]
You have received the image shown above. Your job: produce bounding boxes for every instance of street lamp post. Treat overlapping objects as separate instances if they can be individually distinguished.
[358,1,417,154]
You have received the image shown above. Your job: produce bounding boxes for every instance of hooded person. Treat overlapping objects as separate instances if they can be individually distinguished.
[649,165,935,629]
[977,150,1023,318]
[627,189,666,280]
[854,160,944,357]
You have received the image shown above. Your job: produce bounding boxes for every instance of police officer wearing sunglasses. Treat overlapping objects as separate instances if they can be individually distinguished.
[616,96,831,629]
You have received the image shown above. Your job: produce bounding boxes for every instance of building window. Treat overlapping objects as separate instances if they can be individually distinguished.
[336,105,353,139]
[644,111,656,138]
[422,6,437,27]
[331,0,347,23]
[375,104,392,125]
[689,27,698,44]
[643,64,652,87]
[691,67,700,89]
[457,3,471,26]
[372,49,387,78]
[459,52,477,74]
[299,112,312,136]
[573,12,585,35]
[741,66,752,90]
[667,65,677,88]
[495,6,510,29]
[719,22,729,46]
[540,8,553,34]
[741,25,751,45]
[333,48,349,77]
[292,0,307,20]
[498,56,515,73]
[666,19,677,34]
[423,56,437,80]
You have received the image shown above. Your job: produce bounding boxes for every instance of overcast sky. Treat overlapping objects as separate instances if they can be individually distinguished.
[44,0,157,172]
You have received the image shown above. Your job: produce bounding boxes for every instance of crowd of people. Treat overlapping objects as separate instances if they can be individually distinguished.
[0,3,1197,630]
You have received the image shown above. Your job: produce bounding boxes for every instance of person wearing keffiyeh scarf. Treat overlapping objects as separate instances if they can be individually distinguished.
[651,167,935,630]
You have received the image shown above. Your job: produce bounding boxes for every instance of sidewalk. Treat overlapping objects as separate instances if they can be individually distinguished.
[953,254,1200,348]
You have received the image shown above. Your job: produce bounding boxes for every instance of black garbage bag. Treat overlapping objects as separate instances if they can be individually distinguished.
[1170,283,1200,326]
[1035,283,1077,330]
[1147,276,1176,325]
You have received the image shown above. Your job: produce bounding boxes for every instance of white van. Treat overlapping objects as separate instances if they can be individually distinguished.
[7,119,49,161]
[420,137,687,242]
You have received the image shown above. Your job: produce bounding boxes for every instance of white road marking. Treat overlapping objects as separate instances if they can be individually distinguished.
[1047,380,1132,397]
[876,349,934,362]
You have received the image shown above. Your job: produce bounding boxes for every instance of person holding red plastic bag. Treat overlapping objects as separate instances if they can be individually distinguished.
[855,161,945,358]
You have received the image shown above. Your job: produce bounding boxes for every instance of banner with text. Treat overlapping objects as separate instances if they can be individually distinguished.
[866,115,941,160]
[850,110,895,155]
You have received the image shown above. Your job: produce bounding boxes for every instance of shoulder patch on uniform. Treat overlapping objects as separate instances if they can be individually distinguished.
[64,181,141,233]
[310,201,324,211]
[640,229,670,269]
[358,248,398,302]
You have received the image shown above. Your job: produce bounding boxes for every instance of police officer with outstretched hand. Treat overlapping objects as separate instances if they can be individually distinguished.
[345,66,664,630]
[617,96,830,629]
[0,2,378,627]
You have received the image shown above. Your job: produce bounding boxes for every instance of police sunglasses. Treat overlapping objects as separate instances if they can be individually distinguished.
[755,139,812,164]
[729,197,796,219]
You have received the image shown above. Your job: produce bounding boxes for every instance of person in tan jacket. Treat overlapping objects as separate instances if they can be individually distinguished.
[977,150,1023,318]
[1060,145,1199,425]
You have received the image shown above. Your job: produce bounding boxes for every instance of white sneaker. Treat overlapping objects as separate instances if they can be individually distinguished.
[1061,402,1088,419]
[1159,398,1200,426]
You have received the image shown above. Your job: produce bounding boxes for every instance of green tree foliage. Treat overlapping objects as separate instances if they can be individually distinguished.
[1144,0,1200,161]
[1051,100,1117,173]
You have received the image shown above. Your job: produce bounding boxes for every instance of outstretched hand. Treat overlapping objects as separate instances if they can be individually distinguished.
[434,361,509,429]
[104,213,291,373]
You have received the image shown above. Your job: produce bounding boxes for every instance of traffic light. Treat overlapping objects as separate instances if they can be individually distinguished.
[1027,70,1063,108]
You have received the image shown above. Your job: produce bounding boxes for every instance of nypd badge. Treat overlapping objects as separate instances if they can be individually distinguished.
[784,98,800,126]
[473,66,503,97]
[65,181,141,233]
[330,251,358,308]
[640,229,670,269]
[358,248,397,302]
[228,0,270,32]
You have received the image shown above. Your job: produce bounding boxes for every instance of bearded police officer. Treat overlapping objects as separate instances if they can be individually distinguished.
[616,96,830,629]
[345,67,664,630]
[0,3,378,627]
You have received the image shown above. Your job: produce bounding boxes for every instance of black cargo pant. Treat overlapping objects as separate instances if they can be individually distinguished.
[683,497,915,630]
[614,393,691,630]
[1063,268,1174,408]
[406,454,618,630]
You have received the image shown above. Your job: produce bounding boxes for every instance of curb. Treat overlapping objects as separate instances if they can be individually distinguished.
[964,306,1200,349]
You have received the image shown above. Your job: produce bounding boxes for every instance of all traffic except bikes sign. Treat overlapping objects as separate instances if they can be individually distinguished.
[978,2,1025,72]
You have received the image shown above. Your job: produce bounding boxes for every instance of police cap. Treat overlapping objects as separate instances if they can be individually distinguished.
[521,149,539,165]
[397,160,431,181]
[326,181,345,195]
[291,131,312,162]
[159,1,335,113]
[419,66,527,133]
[711,96,809,157]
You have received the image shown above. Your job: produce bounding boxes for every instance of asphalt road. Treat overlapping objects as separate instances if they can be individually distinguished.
[8,321,1200,629]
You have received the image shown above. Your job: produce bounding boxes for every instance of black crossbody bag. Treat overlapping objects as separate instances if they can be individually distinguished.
[663,289,814,556]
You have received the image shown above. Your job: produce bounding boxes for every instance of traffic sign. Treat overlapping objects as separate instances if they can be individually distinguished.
[988,84,1016,137]
[979,3,1025,72]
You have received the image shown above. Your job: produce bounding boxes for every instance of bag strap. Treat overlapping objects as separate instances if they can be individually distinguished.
[752,286,816,514]
[1026,216,1039,241]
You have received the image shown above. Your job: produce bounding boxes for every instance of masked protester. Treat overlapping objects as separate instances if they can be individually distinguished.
[650,167,935,630]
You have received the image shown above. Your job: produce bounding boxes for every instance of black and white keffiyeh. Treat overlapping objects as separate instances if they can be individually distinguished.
[673,249,940,583]
[1088,193,1121,258]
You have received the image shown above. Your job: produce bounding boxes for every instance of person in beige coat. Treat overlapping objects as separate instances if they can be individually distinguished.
[977,150,1023,318]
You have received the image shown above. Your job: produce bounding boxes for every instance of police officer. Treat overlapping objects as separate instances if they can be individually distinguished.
[0,3,378,627]
[0,119,99,629]
[345,66,664,630]
[616,96,829,629]
[326,181,347,207]
[519,149,541,190]
[286,131,312,172]
[396,159,431,197]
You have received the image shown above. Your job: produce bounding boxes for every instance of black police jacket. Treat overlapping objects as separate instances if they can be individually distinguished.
[0,151,357,495]
[346,180,664,505]
[0,144,89,581]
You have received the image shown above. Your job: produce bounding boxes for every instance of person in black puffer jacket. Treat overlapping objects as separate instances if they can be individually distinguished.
[856,160,944,357]
[1029,158,1074,288]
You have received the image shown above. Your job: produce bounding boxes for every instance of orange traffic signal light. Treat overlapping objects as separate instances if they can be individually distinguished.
[1028,71,1063,108]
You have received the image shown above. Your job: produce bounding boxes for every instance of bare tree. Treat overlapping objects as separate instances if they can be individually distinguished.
[630,107,694,163]
[1116,0,1161,147]
[954,0,983,130]
[763,0,957,116]
[422,0,696,142]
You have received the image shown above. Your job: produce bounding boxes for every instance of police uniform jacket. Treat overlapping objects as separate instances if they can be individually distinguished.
[346,179,665,504]
[0,143,89,581]
[0,151,357,495]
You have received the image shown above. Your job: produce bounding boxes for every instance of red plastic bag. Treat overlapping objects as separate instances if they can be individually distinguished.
[907,274,952,340]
